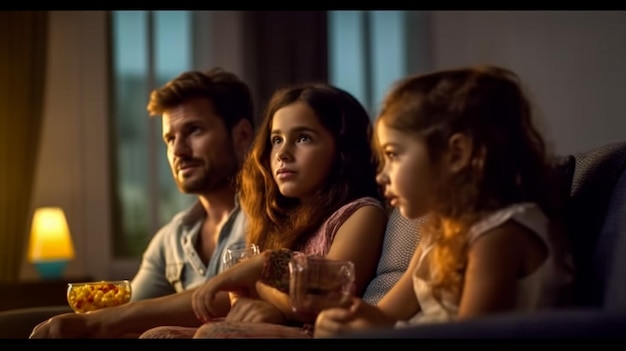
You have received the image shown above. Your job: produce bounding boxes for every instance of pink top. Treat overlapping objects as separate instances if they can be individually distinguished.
[300,196,385,256]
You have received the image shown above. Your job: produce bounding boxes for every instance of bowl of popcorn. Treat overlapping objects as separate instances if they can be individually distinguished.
[66,280,132,313]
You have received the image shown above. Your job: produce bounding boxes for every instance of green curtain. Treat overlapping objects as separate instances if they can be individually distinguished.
[0,11,48,282]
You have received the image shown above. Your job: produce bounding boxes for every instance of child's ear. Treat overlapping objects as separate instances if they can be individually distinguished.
[446,133,472,173]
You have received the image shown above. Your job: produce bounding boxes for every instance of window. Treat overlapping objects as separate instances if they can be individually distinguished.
[110,11,196,257]
[328,10,430,118]
[109,10,427,259]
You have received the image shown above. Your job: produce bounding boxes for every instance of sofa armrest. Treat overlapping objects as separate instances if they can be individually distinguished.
[0,305,73,338]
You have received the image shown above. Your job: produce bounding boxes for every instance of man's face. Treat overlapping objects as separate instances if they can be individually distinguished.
[161,97,240,195]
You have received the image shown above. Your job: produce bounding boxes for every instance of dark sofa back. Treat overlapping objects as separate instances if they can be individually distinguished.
[592,159,626,310]
[567,142,626,308]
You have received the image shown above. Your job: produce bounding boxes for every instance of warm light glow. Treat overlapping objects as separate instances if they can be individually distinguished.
[27,207,75,262]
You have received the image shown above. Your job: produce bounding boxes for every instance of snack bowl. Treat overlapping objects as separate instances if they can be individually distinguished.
[67,280,132,313]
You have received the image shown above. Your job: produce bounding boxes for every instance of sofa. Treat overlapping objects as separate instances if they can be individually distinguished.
[3,142,626,338]
[349,141,626,338]
[0,305,72,338]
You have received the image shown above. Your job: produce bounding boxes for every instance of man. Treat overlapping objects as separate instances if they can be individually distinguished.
[130,67,255,301]
[27,68,257,338]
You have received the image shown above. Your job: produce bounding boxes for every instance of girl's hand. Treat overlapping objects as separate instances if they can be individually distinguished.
[191,253,266,322]
[225,297,288,324]
[313,297,393,338]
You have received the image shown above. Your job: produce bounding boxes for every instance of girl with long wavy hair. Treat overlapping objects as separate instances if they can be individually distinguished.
[314,65,574,337]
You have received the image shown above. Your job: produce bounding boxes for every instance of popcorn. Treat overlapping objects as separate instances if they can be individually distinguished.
[67,280,131,313]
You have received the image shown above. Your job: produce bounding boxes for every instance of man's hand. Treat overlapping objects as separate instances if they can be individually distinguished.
[29,312,103,338]
[192,253,266,322]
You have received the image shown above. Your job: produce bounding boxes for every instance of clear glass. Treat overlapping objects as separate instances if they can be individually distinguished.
[67,280,132,313]
[288,253,355,318]
[222,243,261,270]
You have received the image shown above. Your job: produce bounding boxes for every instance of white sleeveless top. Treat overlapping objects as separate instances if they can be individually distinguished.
[397,202,571,327]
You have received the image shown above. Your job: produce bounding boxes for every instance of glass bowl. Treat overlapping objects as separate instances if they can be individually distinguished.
[67,280,132,313]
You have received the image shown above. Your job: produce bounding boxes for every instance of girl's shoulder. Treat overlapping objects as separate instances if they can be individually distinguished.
[336,196,385,214]
[468,202,549,244]
[303,197,387,255]
[324,197,386,235]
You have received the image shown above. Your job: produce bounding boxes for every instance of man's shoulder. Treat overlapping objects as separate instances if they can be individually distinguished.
[221,205,247,242]
[175,201,204,222]
[154,201,203,235]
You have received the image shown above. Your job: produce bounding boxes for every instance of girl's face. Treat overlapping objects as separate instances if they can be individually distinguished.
[375,121,441,219]
[270,101,336,203]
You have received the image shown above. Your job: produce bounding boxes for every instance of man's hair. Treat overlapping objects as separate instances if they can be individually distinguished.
[146,67,255,131]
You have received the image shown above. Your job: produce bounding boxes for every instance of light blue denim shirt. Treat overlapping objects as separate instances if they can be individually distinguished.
[130,197,247,301]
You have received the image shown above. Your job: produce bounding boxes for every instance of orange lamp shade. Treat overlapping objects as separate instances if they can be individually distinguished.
[27,207,75,262]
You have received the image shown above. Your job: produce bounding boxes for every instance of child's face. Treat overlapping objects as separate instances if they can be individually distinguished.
[375,122,439,219]
[269,102,336,203]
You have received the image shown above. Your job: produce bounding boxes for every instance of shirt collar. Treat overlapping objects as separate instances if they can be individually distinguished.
[181,193,241,227]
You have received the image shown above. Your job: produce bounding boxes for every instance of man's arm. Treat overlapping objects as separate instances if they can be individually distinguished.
[130,227,178,301]
[29,288,200,338]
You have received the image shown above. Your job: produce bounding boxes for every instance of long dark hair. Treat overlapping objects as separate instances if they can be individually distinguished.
[239,82,382,251]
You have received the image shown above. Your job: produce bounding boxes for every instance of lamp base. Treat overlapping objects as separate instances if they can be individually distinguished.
[33,260,69,280]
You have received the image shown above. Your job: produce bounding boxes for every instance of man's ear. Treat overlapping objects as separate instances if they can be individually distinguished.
[446,133,472,173]
[231,118,254,160]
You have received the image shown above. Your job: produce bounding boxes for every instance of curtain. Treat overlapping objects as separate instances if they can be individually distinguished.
[0,11,48,282]
[241,11,328,126]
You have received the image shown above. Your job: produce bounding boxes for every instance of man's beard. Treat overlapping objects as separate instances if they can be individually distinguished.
[175,158,239,194]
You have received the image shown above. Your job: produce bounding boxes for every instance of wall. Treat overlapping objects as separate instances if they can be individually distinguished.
[429,10,626,156]
[21,11,111,281]
[22,10,626,281]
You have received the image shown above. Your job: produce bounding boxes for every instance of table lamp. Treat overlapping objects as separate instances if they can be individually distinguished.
[27,207,75,279]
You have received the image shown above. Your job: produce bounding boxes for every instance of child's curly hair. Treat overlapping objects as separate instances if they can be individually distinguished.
[375,65,553,301]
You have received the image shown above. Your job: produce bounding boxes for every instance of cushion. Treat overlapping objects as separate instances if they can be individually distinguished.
[566,142,626,306]
[0,305,72,338]
[362,207,424,304]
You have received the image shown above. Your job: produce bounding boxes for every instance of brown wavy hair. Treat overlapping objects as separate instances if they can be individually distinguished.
[146,67,255,131]
[376,65,553,300]
[239,82,382,251]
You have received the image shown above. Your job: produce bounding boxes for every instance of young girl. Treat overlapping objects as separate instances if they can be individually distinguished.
[313,65,574,337]
[139,82,388,338]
